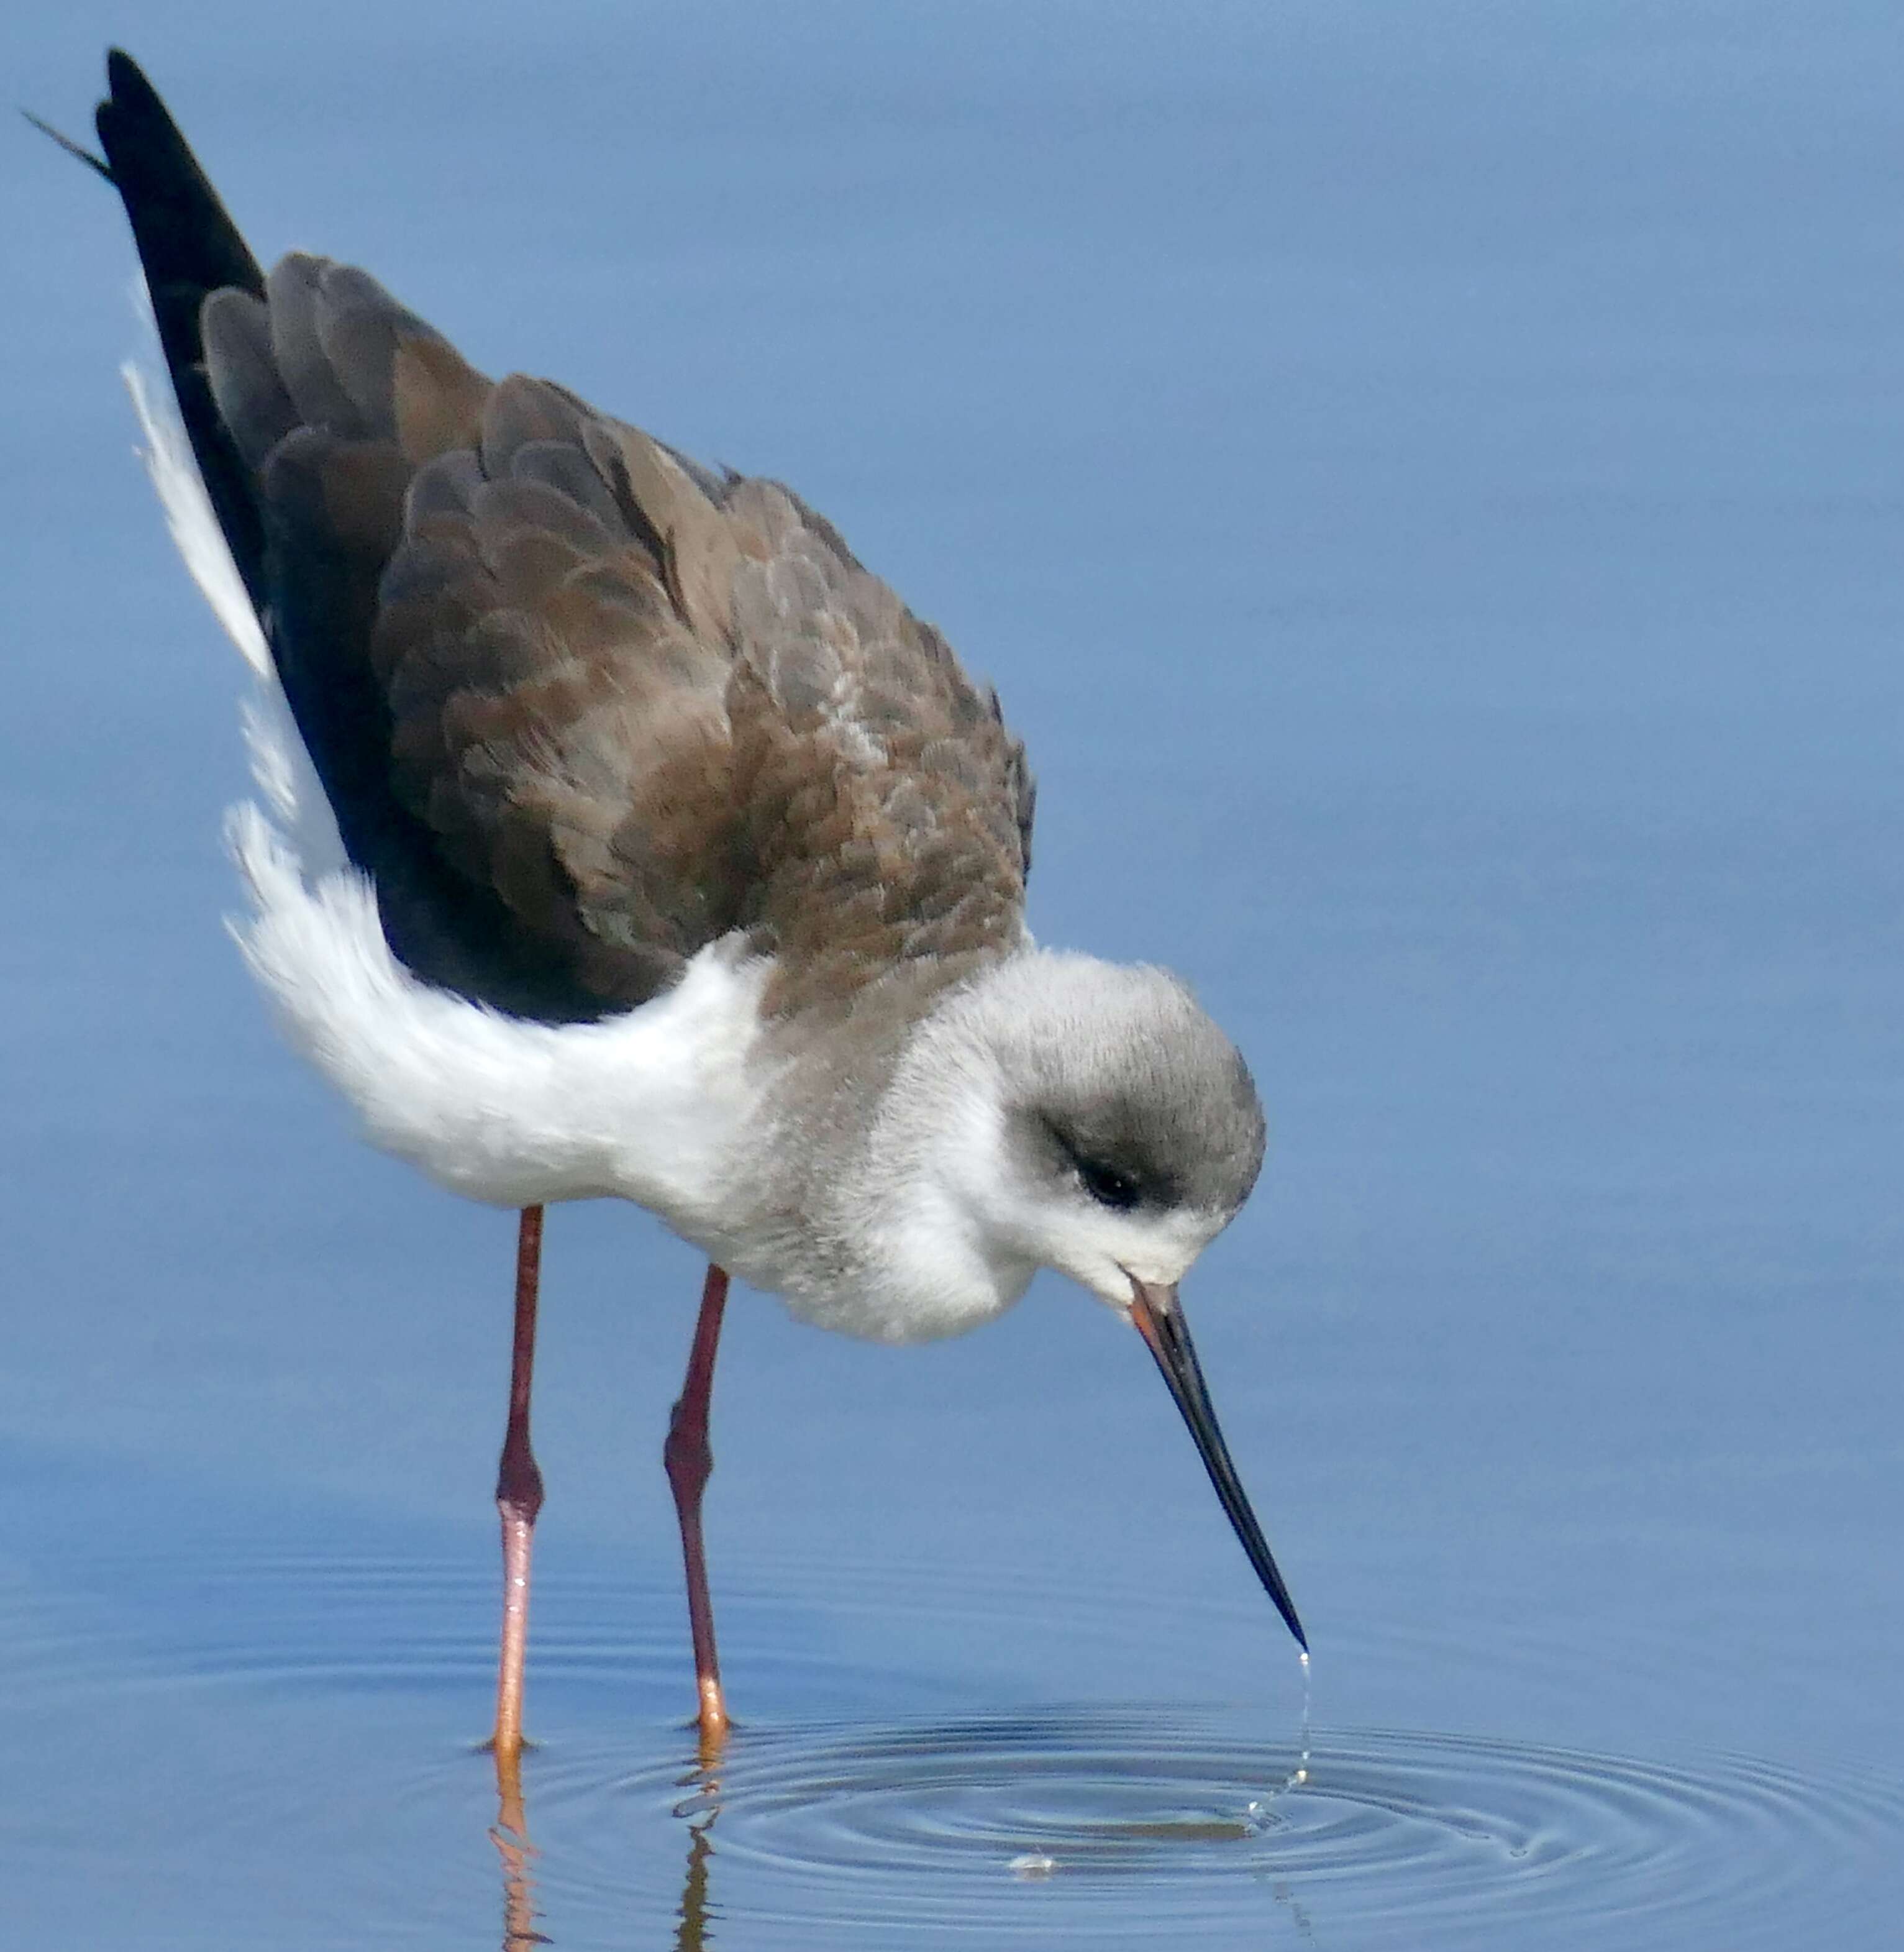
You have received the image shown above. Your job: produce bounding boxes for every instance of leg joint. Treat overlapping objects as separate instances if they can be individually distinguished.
[663,1397,713,1492]
[496,1428,546,1525]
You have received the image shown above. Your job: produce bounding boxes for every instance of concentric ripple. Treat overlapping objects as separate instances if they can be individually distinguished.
[18,1536,1904,1946]
[518,1710,1904,1943]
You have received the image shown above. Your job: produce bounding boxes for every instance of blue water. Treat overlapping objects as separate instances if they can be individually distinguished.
[5,2,1903,1945]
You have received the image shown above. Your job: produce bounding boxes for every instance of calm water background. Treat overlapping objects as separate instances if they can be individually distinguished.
[4,2,1902,1945]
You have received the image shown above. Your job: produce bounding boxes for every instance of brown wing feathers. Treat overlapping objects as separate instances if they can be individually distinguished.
[375,375,744,1001]
[724,484,1032,1018]
[93,52,1036,1026]
[230,275,750,1018]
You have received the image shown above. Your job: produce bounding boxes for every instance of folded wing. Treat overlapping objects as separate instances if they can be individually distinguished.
[97,53,1035,1027]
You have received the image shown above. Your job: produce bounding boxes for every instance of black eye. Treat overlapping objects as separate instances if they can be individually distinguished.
[1076,1157,1140,1211]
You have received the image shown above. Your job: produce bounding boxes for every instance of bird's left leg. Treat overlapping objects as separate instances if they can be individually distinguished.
[664,1262,731,1757]
[489,1205,547,1759]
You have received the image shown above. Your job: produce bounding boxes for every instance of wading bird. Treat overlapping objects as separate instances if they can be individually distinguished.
[61,50,1305,1761]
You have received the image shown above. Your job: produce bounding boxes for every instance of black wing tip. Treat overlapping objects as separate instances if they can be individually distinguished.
[88,46,266,308]
[96,48,179,160]
[102,48,161,116]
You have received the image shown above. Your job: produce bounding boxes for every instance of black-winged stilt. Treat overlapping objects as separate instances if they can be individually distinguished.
[63,49,1305,1763]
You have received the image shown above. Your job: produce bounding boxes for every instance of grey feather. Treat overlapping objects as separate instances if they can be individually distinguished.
[265,253,371,438]
[201,288,297,470]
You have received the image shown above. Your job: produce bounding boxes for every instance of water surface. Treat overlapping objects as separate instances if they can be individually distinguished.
[5,1,1903,1945]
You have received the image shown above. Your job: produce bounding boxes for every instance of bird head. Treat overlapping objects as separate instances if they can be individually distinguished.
[890,949,1305,1649]
[952,954,1265,1302]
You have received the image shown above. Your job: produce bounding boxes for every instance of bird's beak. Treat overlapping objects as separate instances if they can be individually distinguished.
[1126,1276,1308,1653]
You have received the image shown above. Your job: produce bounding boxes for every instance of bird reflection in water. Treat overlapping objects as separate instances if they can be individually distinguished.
[489,1744,721,1951]
[490,1745,546,1952]
[672,1807,717,1952]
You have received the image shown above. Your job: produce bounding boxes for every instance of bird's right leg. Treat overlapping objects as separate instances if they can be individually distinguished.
[665,1262,732,1759]
[489,1204,547,1759]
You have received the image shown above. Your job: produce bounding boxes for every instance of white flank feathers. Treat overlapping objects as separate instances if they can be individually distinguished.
[127,340,775,1225]
[229,803,772,1215]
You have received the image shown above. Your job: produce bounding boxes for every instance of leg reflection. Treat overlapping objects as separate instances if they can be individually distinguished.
[674,1812,716,1952]
[672,1751,723,1952]
[488,1737,723,1951]
[491,1742,548,1950]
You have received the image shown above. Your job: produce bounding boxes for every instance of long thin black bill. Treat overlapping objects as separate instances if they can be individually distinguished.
[1129,1279,1308,1653]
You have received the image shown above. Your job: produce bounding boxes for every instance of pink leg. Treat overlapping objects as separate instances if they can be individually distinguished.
[489,1205,546,1758]
[664,1263,731,1754]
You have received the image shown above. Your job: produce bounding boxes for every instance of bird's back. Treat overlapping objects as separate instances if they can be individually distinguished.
[94,52,1035,1030]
